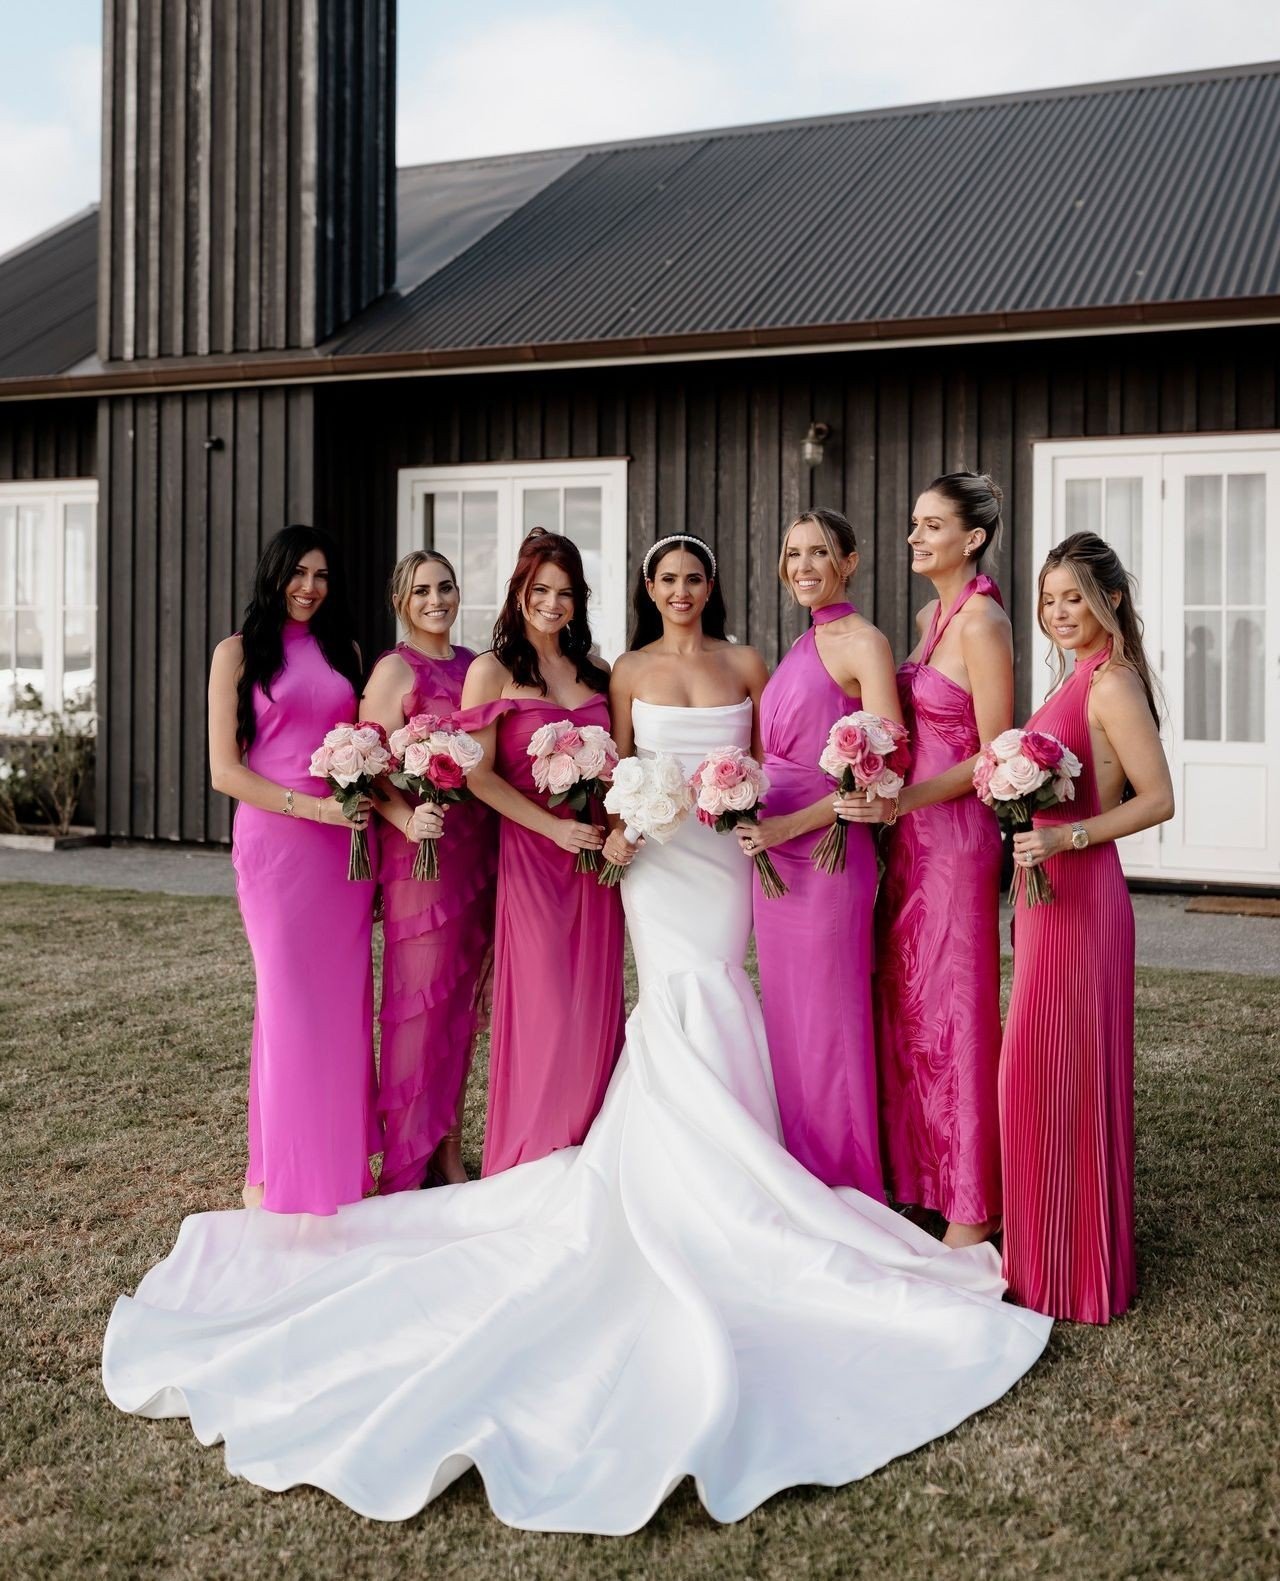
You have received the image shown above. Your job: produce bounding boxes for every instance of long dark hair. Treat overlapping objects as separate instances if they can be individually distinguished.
[629,535,728,648]
[491,529,609,695]
[1038,531,1160,723]
[236,525,363,749]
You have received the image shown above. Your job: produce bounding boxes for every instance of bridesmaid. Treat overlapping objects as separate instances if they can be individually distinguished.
[843,472,1012,1246]
[1001,532,1173,1322]
[457,529,625,1176]
[739,509,902,1197]
[360,551,499,1190]
[208,525,379,1214]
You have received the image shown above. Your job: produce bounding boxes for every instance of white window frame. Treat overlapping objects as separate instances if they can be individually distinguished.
[0,478,98,731]
[396,459,630,661]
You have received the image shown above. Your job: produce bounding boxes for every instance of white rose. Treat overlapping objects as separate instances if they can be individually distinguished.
[990,728,1025,761]
[546,754,579,795]
[324,725,353,748]
[1001,754,1048,798]
[351,725,382,752]
[574,741,608,779]
[447,731,484,771]
[526,723,558,759]
[388,725,411,759]
[723,779,758,813]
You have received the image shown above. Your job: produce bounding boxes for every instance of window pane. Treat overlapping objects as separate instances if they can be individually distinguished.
[64,501,95,607]
[1184,475,1222,605]
[1064,478,1101,537]
[64,608,95,710]
[460,608,496,654]
[16,503,47,606]
[460,490,499,605]
[1226,474,1265,606]
[0,504,14,604]
[1225,610,1264,743]
[522,488,561,536]
[0,609,13,708]
[429,491,460,564]
[15,606,45,707]
[1184,611,1222,741]
[564,486,603,599]
[1104,477,1142,592]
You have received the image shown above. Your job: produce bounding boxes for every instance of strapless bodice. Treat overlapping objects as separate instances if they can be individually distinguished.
[631,697,753,773]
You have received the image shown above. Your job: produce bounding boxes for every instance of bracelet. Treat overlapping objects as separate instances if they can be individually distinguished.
[884,797,900,828]
[283,788,295,818]
[314,796,322,822]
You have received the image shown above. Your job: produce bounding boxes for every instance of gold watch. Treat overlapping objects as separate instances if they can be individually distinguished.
[1069,822,1089,851]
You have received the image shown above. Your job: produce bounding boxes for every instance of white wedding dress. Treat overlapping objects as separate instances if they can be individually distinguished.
[103,699,1051,1534]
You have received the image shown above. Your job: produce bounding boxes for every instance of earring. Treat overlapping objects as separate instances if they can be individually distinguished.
[963,546,973,558]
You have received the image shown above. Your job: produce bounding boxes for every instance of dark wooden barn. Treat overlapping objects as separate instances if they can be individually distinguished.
[0,3,1277,887]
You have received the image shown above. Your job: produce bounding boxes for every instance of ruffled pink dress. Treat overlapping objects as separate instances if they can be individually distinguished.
[1000,644,1137,1323]
[454,694,625,1176]
[876,576,1004,1224]
[753,602,883,1197]
[232,618,378,1214]
[376,644,498,1193]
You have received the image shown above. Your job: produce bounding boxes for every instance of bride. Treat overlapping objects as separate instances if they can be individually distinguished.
[102,533,1051,1535]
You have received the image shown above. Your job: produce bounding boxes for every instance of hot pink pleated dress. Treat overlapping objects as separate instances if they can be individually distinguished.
[753,602,883,1198]
[999,643,1137,1323]
[376,644,498,1193]
[232,618,378,1214]
[876,576,1003,1224]
[454,694,625,1177]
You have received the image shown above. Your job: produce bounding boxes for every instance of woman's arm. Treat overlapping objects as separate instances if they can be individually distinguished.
[459,654,604,855]
[359,654,443,843]
[207,636,365,827]
[1015,667,1174,866]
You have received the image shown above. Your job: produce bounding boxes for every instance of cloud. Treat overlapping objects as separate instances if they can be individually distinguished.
[0,43,100,258]
[398,8,751,163]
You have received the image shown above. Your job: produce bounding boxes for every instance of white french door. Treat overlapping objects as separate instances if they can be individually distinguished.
[396,461,629,661]
[1034,435,1280,887]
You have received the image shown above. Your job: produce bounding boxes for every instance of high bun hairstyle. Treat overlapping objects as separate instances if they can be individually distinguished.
[924,472,1004,564]
[629,534,728,649]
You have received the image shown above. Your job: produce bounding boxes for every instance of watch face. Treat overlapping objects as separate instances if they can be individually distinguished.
[1072,827,1088,849]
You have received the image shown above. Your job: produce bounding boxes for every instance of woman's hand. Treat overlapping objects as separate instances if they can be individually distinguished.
[318,793,371,829]
[406,802,445,843]
[548,817,605,855]
[602,828,642,867]
[735,816,790,857]
[1011,825,1068,869]
[833,789,897,824]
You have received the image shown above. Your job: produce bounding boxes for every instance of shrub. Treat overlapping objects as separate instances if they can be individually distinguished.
[4,687,97,836]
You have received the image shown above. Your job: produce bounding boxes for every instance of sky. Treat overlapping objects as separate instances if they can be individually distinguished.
[3,0,1280,255]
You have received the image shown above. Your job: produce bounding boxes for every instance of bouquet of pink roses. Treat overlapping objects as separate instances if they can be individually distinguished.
[598,752,693,886]
[689,745,788,899]
[527,719,619,873]
[973,727,1082,907]
[811,710,911,875]
[308,721,392,881]
[388,711,485,882]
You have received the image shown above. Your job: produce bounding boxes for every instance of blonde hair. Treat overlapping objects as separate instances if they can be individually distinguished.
[388,550,458,631]
[777,508,857,601]
[1038,532,1160,722]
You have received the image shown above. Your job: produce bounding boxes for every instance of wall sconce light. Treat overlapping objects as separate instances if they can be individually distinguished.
[203,435,225,452]
[801,421,830,468]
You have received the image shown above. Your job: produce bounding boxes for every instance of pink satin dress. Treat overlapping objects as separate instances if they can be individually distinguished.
[455,694,625,1177]
[232,618,378,1214]
[753,601,883,1198]
[999,643,1137,1323]
[376,644,498,1193]
[876,576,1004,1225]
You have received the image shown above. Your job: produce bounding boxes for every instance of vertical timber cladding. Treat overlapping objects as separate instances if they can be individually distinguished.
[98,0,396,360]
[96,387,316,842]
[0,402,97,482]
[318,323,1280,721]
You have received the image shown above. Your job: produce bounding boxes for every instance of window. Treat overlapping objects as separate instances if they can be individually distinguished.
[0,482,98,729]
[397,461,629,660]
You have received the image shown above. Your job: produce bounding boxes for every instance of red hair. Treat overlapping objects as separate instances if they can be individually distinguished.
[491,529,609,695]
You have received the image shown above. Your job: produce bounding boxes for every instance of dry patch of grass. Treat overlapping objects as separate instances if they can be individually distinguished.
[0,882,1277,1581]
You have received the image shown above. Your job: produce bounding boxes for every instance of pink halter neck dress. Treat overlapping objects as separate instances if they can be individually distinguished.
[752,601,883,1198]
[999,643,1137,1323]
[375,643,498,1193]
[232,618,378,1214]
[876,576,1004,1225]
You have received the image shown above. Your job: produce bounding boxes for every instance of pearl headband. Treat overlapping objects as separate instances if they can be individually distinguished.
[642,535,717,581]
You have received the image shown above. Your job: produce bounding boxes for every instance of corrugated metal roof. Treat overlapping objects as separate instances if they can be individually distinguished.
[336,61,1280,356]
[2,61,1277,385]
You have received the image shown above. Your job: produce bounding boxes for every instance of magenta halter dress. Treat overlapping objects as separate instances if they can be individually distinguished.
[753,601,883,1198]
[999,644,1137,1323]
[376,644,498,1193]
[454,694,625,1177]
[876,575,1004,1225]
[232,618,379,1214]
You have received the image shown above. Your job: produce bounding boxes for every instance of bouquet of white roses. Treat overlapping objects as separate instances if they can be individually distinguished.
[598,753,693,886]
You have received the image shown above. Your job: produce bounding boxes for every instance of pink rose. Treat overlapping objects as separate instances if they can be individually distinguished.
[426,753,464,791]
[403,740,433,778]
[409,711,444,735]
[989,728,1024,761]
[723,778,759,813]
[446,731,483,772]
[832,724,866,762]
[712,757,745,789]
[573,741,608,779]
[1001,754,1048,798]
[309,744,335,777]
[986,764,1017,801]
[323,724,353,749]
[556,727,585,753]
[328,741,363,786]
[1053,774,1077,803]
[1022,730,1063,771]
[546,754,579,795]
[973,751,995,801]
[858,751,885,784]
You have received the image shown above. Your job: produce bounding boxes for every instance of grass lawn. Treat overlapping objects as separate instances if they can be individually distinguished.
[1,880,1277,1581]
